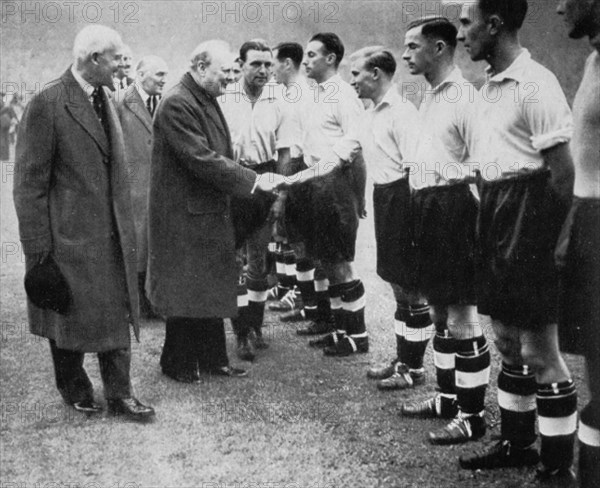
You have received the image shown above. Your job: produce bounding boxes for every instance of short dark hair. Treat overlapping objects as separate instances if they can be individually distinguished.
[239,40,271,62]
[407,17,458,48]
[309,32,345,67]
[478,0,528,31]
[274,42,304,68]
[352,47,396,77]
[365,50,396,77]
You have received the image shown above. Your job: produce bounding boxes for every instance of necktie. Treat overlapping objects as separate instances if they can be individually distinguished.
[92,88,103,122]
[91,87,110,137]
[146,95,157,116]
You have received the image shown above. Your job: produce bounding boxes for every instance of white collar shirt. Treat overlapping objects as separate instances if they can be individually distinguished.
[281,76,312,159]
[408,67,476,189]
[71,65,96,105]
[471,49,573,181]
[135,83,151,105]
[360,87,418,185]
[219,82,295,165]
[302,73,363,167]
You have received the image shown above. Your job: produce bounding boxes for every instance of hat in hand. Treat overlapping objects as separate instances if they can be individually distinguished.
[25,254,72,315]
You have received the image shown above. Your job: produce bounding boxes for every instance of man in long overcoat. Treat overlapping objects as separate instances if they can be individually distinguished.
[13,25,154,421]
[118,55,168,318]
[148,40,281,382]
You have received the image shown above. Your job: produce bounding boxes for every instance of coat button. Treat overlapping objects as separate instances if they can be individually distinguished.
[103,158,109,164]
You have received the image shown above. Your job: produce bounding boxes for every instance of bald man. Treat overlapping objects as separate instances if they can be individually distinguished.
[148,40,282,382]
[118,55,168,318]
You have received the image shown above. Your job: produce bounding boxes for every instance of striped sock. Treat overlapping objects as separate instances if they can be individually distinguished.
[314,266,331,322]
[433,320,456,397]
[537,380,578,471]
[295,258,316,320]
[341,280,366,338]
[282,247,297,290]
[246,277,268,334]
[455,335,490,415]
[274,246,289,298]
[579,401,600,488]
[395,303,433,371]
[497,363,537,447]
[328,283,345,336]
[232,281,250,339]
[267,241,278,278]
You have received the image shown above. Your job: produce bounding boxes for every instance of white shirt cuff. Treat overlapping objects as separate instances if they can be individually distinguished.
[531,127,573,151]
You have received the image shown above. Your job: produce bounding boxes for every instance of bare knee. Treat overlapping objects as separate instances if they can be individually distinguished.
[491,321,522,365]
[447,305,482,340]
[520,341,567,379]
[519,326,571,382]
[493,336,520,364]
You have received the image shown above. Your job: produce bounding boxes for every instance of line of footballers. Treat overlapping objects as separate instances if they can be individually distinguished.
[224,1,598,486]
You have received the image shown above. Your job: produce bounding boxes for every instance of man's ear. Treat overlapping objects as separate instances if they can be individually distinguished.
[371,67,381,81]
[91,52,101,65]
[326,52,337,66]
[435,40,447,55]
[195,60,206,76]
[488,14,503,35]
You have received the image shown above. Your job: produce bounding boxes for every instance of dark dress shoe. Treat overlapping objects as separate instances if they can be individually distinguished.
[107,397,155,421]
[71,399,103,414]
[162,366,200,383]
[207,366,248,377]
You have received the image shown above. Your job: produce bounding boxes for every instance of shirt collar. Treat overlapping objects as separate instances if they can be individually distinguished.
[114,76,128,89]
[286,76,310,94]
[372,86,401,112]
[318,73,342,91]
[430,66,465,93]
[70,65,96,101]
[135,83,151,103]
[240,81,278,103]
[485,48,532,83]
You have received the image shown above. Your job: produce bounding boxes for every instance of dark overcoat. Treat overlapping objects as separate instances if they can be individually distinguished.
[13,68,140,352]
[118,85,153,273]
[0,105,15,160]
[147,73,256,318]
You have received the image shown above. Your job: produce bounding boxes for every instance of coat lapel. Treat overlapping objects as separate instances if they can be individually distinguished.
[123,85,152,133]
[181,73,231,145]
[61,70,110,156]
[103,87,126,170]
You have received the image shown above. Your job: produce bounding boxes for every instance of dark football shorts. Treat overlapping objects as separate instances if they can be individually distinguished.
[286,165,360,264]
[373,177,417,292]
[556,197,600,358]
[477,169,568,328]
[412,181,478,306]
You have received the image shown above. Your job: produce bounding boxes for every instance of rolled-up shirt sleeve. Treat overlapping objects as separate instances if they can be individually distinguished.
[524,77,573,151]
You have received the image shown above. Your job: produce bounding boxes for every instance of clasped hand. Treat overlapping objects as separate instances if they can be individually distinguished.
[253,173,290,194]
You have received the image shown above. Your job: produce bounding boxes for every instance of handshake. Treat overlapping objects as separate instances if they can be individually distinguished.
[253,173,292,194]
